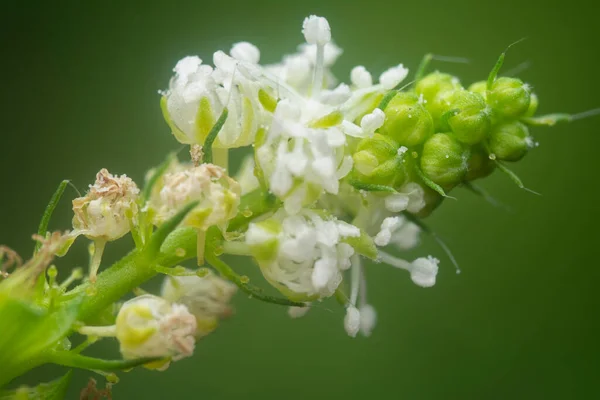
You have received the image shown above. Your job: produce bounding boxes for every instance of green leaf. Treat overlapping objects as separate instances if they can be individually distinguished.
[0,296,81,388]
[35,180,70,254]
[0,371,72,400]
[494,161,541,195]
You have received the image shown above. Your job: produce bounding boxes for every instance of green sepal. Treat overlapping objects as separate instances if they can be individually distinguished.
[46,351,162,372]
[348,180,397,194]
[202,108,229,164]
[414,166,452,199]
[145,201,199,258]
[343,230,378,260]
[160,96,189,144]
[0,370,72,400]
[494,160,541,195]
[35,180,70,254]
[141,153,176,202]
[486,38,526,90]
[521,113,572,126]
[377,90,398,111]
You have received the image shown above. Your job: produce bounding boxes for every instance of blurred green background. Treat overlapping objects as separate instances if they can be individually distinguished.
[2,0,599,398]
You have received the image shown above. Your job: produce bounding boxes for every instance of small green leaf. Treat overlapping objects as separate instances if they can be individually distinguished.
[202,108,229,164]
[414,166,454,199]
[0,370,72,400]
[142,153,176,202]
[348,180,397,194]
[35,180,70,254]
[46,351,161,372]
[487,38,526,91]
[145,201,199,257]
[494,161,541,195]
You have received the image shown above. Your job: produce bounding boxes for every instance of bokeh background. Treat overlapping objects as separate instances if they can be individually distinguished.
[2,0,599,398]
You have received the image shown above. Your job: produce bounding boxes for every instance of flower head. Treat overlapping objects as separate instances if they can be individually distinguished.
[246,209,361,301]
[72,169,139,241]
[115,295,196,362]
[152,164,241,231]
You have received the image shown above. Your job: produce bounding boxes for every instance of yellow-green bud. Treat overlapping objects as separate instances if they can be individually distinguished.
[488,77,531,119]
[352,134,412,186]
[416,72,463,105]
[468,81,487,98]
[378,93,434,146]
[420,133,470,187]
[416,72,463,129]
[444,90,491,145]
[465,145,496,181]
[488,121,531,162]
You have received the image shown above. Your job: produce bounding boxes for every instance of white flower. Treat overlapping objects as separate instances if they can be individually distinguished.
[72,169,139,241]
[115,295,196,361]
[246,209,360,300]
[359,304,377,337]
[302,15,331,45]
[257,99,352,214]
[162,52,267,148]
[374,216,402,247]
[161,270,237,338]
[374,216,420,250]
[409,256,439,288]
[344,305,360,337]
[152,164,241,231]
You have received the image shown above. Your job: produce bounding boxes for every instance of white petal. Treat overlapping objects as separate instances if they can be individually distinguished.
[359,304,377,337]
[379,64,409,90]
[230,42,260,64]
[351,66,373,89]
[360,108,386,133]
[385,193,410,212]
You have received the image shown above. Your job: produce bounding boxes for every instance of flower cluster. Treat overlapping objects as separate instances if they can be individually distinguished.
[72,15,555,347]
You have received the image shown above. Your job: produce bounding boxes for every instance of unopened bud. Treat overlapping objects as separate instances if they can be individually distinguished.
[488,121,531,162]
[420,133,470,187]
[352,134,412,186]
[379,92,434,146]
[444,90,491,144]
[465,145,496,181]
[416,72,463,129]
[487,77,531,119]
[467,80,487,97]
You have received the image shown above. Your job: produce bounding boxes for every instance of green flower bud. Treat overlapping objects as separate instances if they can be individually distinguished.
[465,145,496,181]
[378,92,434,146]
[352,134,412,186]
[416,72,463,105]
[420,133,470,187]
[468,81,487,98]
[488,77,531,119]
[444,90,492,145]
[416,72,463,129]
[488,121,531,162]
